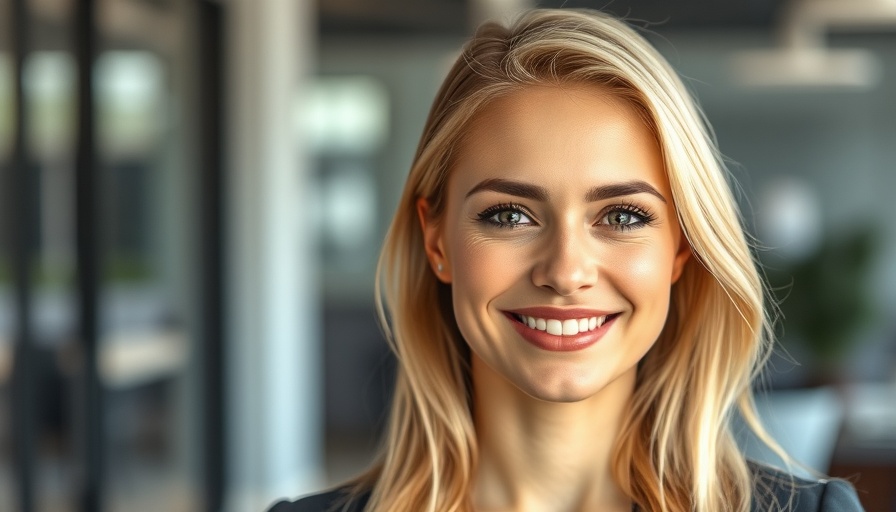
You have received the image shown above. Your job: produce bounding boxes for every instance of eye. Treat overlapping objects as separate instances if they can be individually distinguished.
[477,204,535,228]
[494,210,528,225]
[598,204,656,231]
[607,210,639,226]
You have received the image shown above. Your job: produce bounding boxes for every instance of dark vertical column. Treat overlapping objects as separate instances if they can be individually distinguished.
[9,0,34,509]
[73,0,103,510]
[197,1,226,510]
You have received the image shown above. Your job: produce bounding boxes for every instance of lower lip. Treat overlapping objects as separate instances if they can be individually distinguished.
[505,313,617,352]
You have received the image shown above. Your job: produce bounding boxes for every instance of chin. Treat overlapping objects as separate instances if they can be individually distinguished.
[510,361,638,404]
[516,376,607,404]
[528,390,595,404]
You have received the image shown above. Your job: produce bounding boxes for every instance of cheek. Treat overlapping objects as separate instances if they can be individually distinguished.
[628,249,672,283]
[451,233,524,306]
[447,232,533,352]
[607,242,676,313]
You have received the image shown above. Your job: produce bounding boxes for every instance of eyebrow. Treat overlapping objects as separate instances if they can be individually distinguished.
[465,178,548,201]
[585,180,667,203]
[465,178,667,203]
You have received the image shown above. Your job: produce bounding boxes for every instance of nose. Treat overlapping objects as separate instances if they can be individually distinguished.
[531,225,598,296]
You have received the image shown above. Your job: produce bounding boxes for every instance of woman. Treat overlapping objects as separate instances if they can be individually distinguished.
[272,9,864,512]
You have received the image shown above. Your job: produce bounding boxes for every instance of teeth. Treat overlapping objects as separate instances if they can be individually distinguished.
[546,319,563,336]
[517,314,609,336]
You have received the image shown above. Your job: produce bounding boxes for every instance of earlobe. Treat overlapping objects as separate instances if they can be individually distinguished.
[416,198,452,283]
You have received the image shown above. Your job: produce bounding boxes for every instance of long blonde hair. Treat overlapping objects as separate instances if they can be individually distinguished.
[356,8,781,512]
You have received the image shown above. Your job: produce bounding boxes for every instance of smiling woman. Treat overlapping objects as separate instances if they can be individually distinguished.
[419,85,688,406]
[269,8,864,512]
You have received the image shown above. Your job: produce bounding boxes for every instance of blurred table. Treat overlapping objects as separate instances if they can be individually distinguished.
[829,383,896,512]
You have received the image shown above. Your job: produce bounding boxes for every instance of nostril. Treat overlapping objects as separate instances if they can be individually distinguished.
[532,267,596,296]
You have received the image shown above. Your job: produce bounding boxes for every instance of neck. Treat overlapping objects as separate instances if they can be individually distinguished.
[471,354,635,512]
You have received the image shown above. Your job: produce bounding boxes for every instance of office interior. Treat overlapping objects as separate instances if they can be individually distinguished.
[1,0,895,510]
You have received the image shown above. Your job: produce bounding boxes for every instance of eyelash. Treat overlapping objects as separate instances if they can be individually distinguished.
[476,203,534,229]
[601,202,657,231]
[475,202,657,230]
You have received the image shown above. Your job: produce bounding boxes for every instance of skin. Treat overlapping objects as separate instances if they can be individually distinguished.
[418,84,690,512]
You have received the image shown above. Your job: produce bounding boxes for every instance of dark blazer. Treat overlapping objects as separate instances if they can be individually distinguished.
[268,462,864,512]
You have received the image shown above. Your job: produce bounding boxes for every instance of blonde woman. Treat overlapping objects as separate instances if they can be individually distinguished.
[271,9,863,512]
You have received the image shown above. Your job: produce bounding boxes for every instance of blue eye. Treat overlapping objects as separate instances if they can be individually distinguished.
[477,204,534,228]
[600,204,655,231]
[607,211,639,226]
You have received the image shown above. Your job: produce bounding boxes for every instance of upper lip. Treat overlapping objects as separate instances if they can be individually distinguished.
[504,306,617,320]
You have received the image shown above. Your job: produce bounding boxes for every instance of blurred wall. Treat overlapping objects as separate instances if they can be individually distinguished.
[313,23,896,480]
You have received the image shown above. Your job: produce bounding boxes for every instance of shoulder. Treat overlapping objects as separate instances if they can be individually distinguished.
[748,461,865,512]
[265,486,371,512]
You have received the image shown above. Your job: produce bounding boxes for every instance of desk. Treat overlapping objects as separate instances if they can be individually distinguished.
[830,383,896,512]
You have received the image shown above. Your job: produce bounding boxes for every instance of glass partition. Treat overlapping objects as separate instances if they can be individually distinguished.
[0,1,16,509]
[2,0,211,510]
[94,3,202,510]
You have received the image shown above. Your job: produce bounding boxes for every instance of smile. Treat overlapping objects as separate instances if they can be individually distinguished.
[503,307,621,352]
[511,313,610,336]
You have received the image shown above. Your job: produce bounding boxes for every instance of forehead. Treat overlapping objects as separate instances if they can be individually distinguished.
[450,84,668,197]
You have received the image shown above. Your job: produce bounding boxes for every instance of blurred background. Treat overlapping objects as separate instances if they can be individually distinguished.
[1,0,895,511]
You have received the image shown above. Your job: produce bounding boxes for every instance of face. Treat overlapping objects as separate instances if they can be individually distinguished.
[419,84,690,403]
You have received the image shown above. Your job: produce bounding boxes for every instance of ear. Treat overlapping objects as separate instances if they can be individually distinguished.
[416,198,451,283]
[670,228,692,284]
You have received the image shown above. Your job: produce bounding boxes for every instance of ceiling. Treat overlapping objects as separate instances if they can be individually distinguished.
[319,0,786,36]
